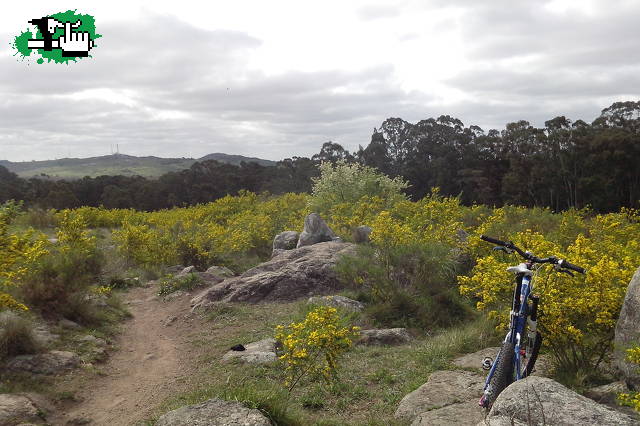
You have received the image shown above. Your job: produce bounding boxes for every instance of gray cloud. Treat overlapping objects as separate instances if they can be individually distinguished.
[1,4,639,162]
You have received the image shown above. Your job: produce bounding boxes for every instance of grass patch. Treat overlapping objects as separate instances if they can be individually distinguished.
[158,273,202,296]
[0,312,41,360]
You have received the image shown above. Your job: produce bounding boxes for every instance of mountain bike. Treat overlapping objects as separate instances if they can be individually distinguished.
[477,235,586,409]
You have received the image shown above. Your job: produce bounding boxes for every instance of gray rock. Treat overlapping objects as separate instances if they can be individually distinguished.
[6,350,80,375]
[0,394,41,425]
[476,416,527,426]
[308,295,365,312]
[352,225,372,243]
[166,265,185,274]
[204,265,235,278]
[155,398,271,426]
[584,380,629,405]
[395,370,485,421]
[177,266,197,277]
[191,241,356,307]
[78,334,106,346]
[273,231,300,251]
[222,338,277,364]
[297,213,337,248]
[412,400,484,426]
[615,266,640,390]
[358,328,412,346]
[453,347,501,370]
[32,325,59,346]
[59,319,81,330]
[488,376,638,425]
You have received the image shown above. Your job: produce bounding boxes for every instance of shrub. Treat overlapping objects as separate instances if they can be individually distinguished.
[0,311,41,359]
[308,160,408,218]
[157,273,201,296]
[618,346,640,412]
[275,306,359,392]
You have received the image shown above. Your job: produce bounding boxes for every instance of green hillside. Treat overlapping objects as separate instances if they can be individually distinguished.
[0,153,276,179]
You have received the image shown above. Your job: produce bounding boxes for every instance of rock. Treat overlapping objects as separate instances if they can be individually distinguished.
[78,335,106,346]
[163,290,187,301]
[163,315,178,327]
[488,376,638,425]
[308,295,365,312]
[47,238,58,244]
[59,319,81,330]
[32,325,59,346]
[453,347,501,370]
[0,394,41,424]
[476,416,527,426]
[177,266,197,277]
[352,225,372,244]
[584,380,629,404]
[191,241,356,307]
[222,338,277,364]
[296,213,337,248]
[204,265,235,278]
[614,266,640,390]
[273,231,300,251]
[358,328,412,346]
[166,265,185,274]
[412,400,484,426]
[155,398,271,426]
[6,350,80,375]
[395,370,485,420]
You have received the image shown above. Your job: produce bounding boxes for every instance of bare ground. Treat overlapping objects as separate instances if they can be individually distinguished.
[50,285,201,426]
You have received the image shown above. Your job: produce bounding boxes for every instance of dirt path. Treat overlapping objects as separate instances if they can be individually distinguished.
[51,285,201,426]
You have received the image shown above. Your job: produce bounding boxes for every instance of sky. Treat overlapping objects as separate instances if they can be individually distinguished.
[1,0,639,162]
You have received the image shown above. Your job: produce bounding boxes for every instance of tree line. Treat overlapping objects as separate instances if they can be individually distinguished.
[1,101,639,212]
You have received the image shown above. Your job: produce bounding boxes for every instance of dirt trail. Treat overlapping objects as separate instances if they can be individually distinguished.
[51,285,200,426]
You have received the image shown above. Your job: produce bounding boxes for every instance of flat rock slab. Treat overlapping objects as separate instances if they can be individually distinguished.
[395,370,485,421]
[6,350,80,375]
[155,398,271,426]
[412,400,485,426]
[488,376,639,425]
[222,338,277,364]
[358,328,411,346]
[453,347,501,370]
[308,295,365,312]
[0,394,41,424]
[191,241,356,307]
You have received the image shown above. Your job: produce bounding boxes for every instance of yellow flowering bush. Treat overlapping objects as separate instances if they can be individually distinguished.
[459,208,640,372]
[275,306,359,392]
[0,203,48,311]
[618,346,640,411]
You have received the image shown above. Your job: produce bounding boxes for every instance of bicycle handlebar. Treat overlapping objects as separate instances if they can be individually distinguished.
[480,235,586,274]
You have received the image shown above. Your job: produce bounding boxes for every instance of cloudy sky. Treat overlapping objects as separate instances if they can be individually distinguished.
[1,0,639,162]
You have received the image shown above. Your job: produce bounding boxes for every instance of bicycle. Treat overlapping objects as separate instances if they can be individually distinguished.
[477,235,586,409]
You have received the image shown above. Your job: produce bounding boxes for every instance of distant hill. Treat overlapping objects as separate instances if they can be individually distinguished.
[0,153,276,179]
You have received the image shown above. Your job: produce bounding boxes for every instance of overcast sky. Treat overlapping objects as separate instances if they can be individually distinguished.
[1,0,639,162]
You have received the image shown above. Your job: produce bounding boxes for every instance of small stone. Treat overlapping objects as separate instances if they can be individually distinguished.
[358,328,412,346]
[59,319,81,330]
[156,398,270,426]
[352,225,372,243]
[177,266,197,276]
[6,350,80,375]
[308,295,365,312]
[163,316,178,326]
[222,338,277,364]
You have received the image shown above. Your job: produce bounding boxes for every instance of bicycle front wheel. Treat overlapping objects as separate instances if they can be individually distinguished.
[482,341,515,409]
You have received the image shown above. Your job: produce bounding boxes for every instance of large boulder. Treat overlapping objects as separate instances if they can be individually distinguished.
[358,328,412,346]
[0,394,41,424]
[6,350,80,375]
[191,241,356,308]
[308,295,365,312]
[395,370,484,421]
[453,347,501,370]
[297,213,338,248]
[412,401,484,426]
[487,376,638,425]
[352,226,372,244]
[615,266,640,390]
[222,338,277,364]
[273,231,300,251]
[155,398,271,426]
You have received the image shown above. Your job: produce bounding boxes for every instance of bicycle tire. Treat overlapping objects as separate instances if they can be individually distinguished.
[483,341,515,408]
[524,332,542,377]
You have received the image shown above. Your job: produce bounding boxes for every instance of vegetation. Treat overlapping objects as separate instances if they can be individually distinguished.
[618,346,640,412]
[275,306,360,392]
[1,101,639,213]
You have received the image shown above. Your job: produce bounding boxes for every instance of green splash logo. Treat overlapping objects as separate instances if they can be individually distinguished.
[11,10,101,64]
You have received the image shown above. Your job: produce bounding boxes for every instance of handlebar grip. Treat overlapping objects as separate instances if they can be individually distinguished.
[559,259,586,274]
[480,235,509,247]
